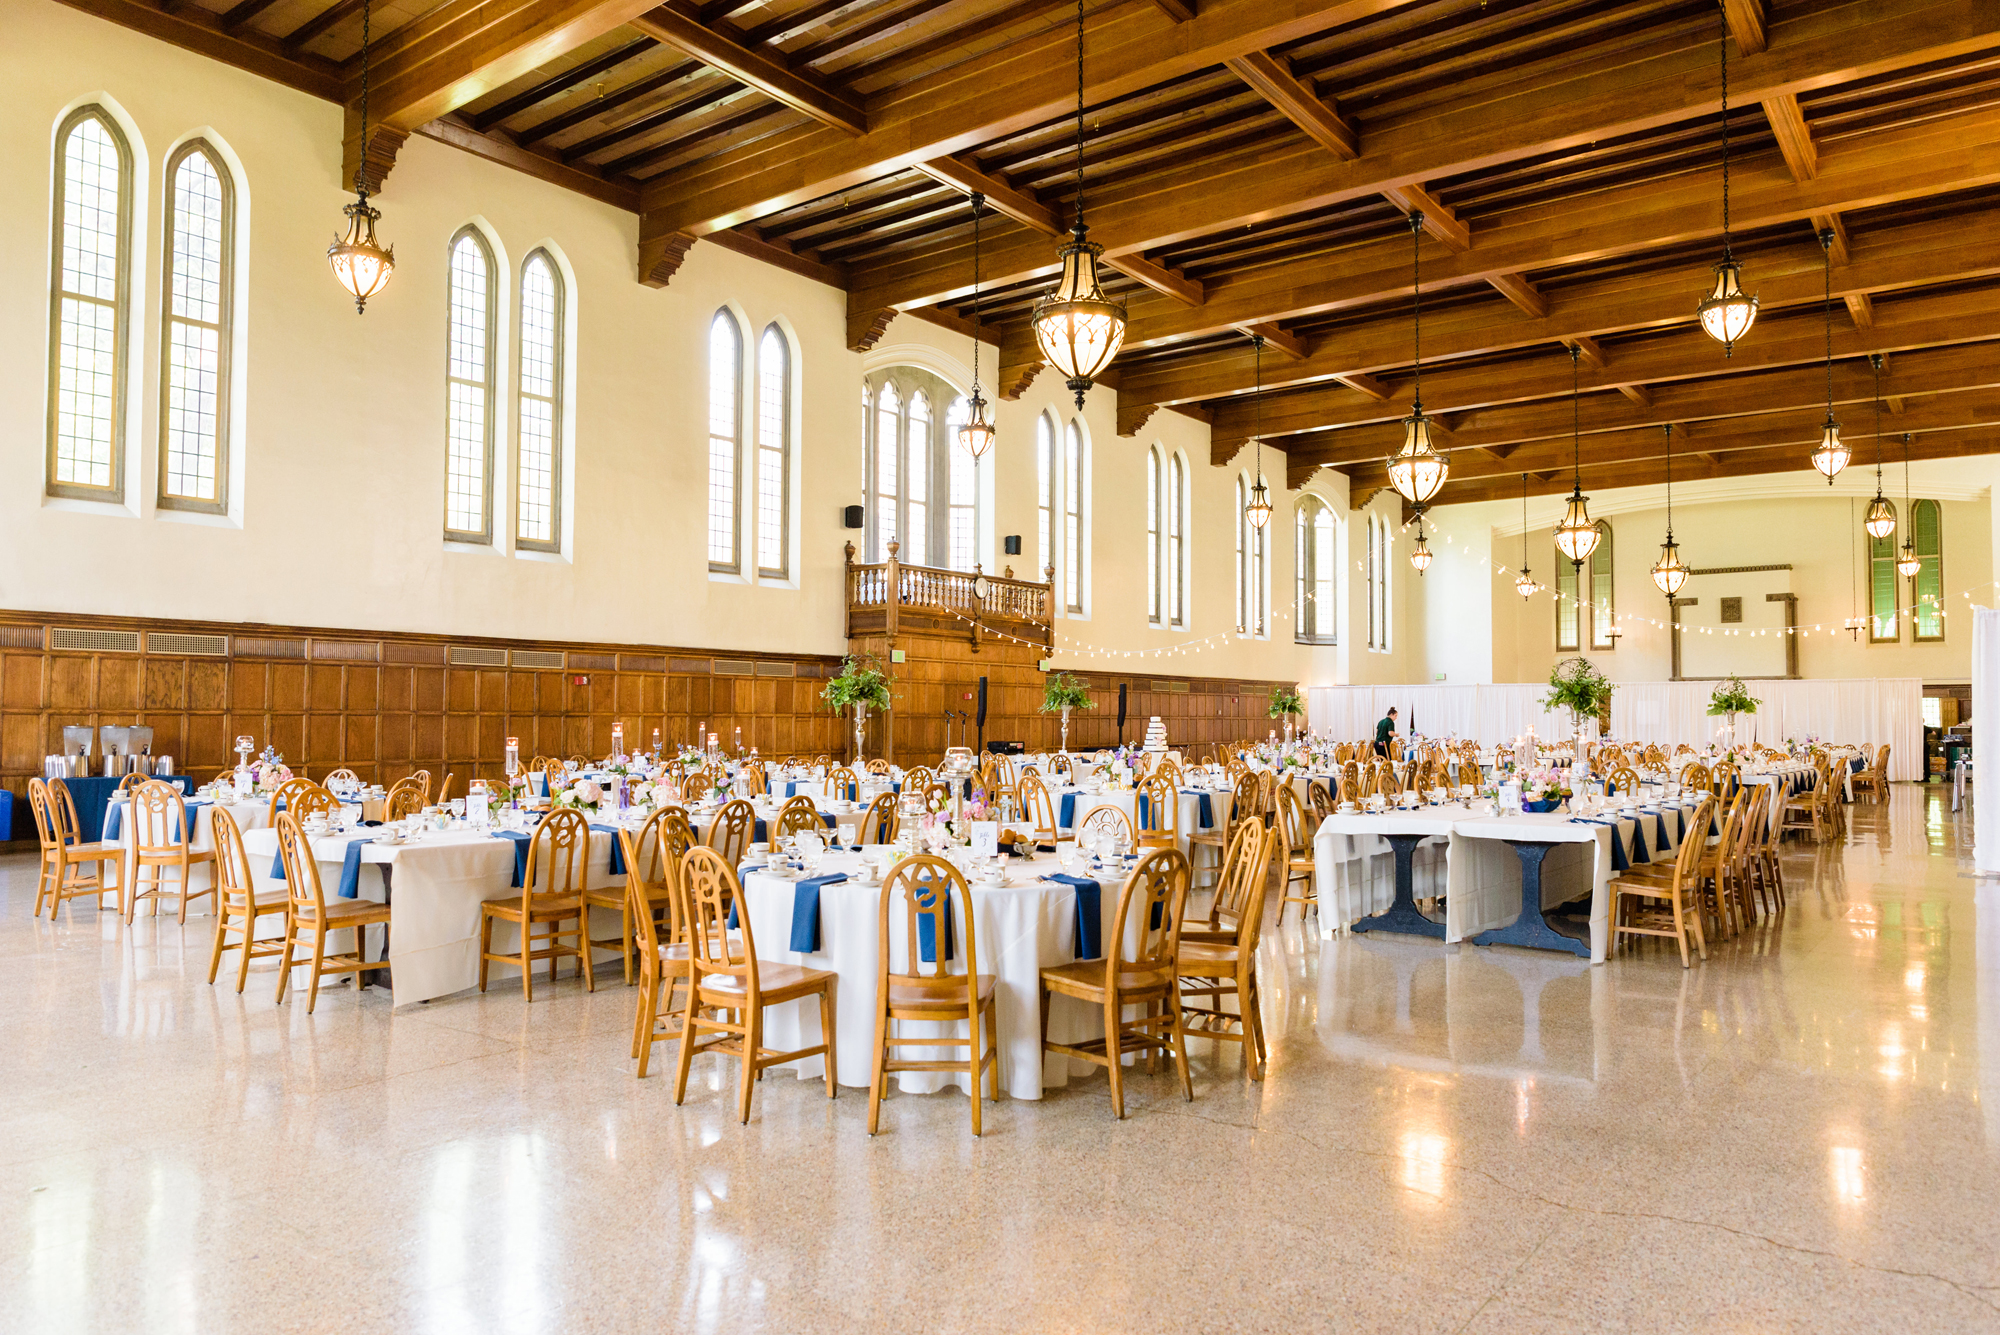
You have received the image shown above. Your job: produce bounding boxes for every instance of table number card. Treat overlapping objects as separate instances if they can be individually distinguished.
[969,822,999,858]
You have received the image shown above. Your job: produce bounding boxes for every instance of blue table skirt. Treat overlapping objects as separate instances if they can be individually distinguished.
[0,791,13,844]
[43,775,194,844]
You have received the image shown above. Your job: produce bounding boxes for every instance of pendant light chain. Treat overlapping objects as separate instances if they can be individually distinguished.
[1664,422,1673,537]
[1718,2,1730,260]
[971,194,982,391]
[359,0,371,196]
[1410,213,1423,409]
[1073,0,1085,228]
[1254,334,1264,469]
[1873,354,1883,478]
[1822,229,1835,412]
[1571,344,1582,488]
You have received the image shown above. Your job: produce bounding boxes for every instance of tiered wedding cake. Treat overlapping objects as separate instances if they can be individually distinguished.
[1143,717,1168,753]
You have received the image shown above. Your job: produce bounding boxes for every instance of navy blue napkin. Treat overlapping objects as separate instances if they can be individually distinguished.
[588,824,628,877]
[1048,873,1101,958]
[1058,792,1078,830]
[789,872,848,953]
[491,829,532,887]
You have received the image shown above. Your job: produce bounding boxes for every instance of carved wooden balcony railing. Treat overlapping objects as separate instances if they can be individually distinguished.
[844,540,1054,646]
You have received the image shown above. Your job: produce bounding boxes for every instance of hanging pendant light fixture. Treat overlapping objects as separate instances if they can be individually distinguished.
[1652,423,1690,596]
[1386,211,1448,508]
[1896,432,1922,578]
[327,0,394,313]
[957,192,997,461]
[1809,229,1849,481]
[1409,518,1433,575]
[1031,0,1126,408]
[1696,4,1756,353]
[1244,333,1273,530]
[1552,345,1601,567]
[1864,353,1895,538]
[1515,473,1536,598]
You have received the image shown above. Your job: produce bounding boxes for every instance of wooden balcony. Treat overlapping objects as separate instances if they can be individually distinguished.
[844,540,1054,647]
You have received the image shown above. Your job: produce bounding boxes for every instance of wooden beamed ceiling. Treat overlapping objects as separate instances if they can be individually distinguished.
[65,0,2000,506]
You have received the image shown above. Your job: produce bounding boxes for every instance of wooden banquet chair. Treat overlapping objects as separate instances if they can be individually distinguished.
[867,855,1001,1136]
[589,806,693,988]
[1038,848,1195,1119]
[1016,771,1060,847]
[320,767,361,789]
[128,779,216,924]
[774,795,823,843]
[859,792,900,845]
[865,758,893,776]
[1853,744,1890,802]
[1079,803,1135,851]
[1610,795,1713,967]
[706,798,758,866]
[903,765,935,794]
[827,765,858,799]
[478,806,594,1001]
[1274,784,1318,927]
[385,782,427,823]
[1607,766,1641,798]
[116,771,147,793]
[921,782,954,815]
[1138,772,1179,850]
[623,809,697,1073]
[29,777,124,919]
[205,806,288,994]
[1188,769,1256,890]
[673,847,839,1124]
[1177,822,1276,1078]
[273,811,394,1012]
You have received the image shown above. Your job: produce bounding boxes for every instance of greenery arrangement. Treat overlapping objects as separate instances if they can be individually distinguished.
[1040,672,1096,713]
[1706,675,1760,716]
[821,654,894,713]
[1268,684,1305,718]
[1542,656,1612,718]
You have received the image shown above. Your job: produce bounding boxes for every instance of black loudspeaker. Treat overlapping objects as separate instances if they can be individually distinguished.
[1003,534,1022,555]
[976,676,989,751]
[1116,683,1129,743]
[842,504,864,529]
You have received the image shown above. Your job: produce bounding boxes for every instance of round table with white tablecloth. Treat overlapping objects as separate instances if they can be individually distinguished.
[734,849,1153,1100]
[1054,784,1233,856]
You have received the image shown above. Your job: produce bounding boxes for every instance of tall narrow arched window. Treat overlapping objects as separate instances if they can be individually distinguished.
[444,227,496,541]
[159,140,233,513]
[906,391,931,568]
[1868,502,1899,642]
[1912,499,1943,641]
[1554,554,1580,652]
[516,249,564,552]
[1146,447,1162,624]
[946,395,977,571]
[1238,471,1266,637]
[1295,495,1337,644]
[872,381,900,558]
[707,309,743,571]
[48,106,134,502]
[1063,419,1086,613]
[756,325,791,578]
[1037,412,1057,583]
[1168,451,1187,627]
[1588,521,1614,649]
[1367,515,1390,651]
[1235,475,1248,632]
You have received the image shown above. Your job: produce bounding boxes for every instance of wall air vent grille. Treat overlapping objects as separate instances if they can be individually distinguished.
[148,632,229,657]
[447,646,509,667]
[511,650,565,669]
[52,628,140,653]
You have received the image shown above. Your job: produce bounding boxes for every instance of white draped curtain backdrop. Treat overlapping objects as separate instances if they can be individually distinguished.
[1973,607,2000,873]
[1308,678,1924,781]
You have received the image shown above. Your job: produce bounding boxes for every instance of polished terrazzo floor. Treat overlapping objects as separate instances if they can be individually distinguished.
[4,788,1998,1333]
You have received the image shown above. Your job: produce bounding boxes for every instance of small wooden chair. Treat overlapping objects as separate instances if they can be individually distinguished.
[435,772,458,805]
[1852,744,1890,802]
[1274,783,1318,926]
[1078,802,1135,852]
[273,812,393,1012]
[903,765,935,794]
[774,795,823,843]
[128,779,216,923]
[859,792,900,844]
[865,758,893,777]
[1017,771,1060,846]
[1138,772,1178,850]
[1047,752,1074,782]
[407,769,433,803]
[921,782,954,815]
[116,771,148,793]
[672,847,839,1124]
[623,809,696,1073]
[1038,848,1195,1118]
[205,806,289,993]
[1611,796,1714,966]
[478,806,593,1001]
[29,777,124,918]
[1187,770,1256,891]
[867,855,1000,1136]
[385,780,426,822]
[321,768,361,789]
[706,798,759,866]
[1178,822,1276,1079]
[1607,766,1641,799]
[827,766,858,800]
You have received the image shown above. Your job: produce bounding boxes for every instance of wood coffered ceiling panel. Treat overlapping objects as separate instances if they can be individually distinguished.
[55,0,2000,501]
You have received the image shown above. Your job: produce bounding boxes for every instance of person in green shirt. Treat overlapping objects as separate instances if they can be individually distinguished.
[1374,708,1398,759]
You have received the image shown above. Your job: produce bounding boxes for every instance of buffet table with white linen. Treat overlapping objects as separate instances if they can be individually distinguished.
[735,849,1158,1100]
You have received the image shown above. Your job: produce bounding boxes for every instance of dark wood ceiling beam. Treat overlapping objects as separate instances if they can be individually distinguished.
[514,60,705,145]
[1763,91,1816,182]
[419,115,639,210]
[1568,335,1610,370]
[558,79,744,162]
[219,0,283,31]
[50,0,342,100]
[470,37,656,131]
[1223,50,1358,159]
[1488,271,1549,318]
[1285,338,2000,470]
[1724,0,1768,57]
[1380,182,1470,252]
[1222,281,2000,454]
[838,0,2000,312]
[1152,0,1197,19]
[638,0,1433,236]
[792,0,957,70]
[283,0,365,53]
[629,6,867,135]
[1336,372,1393,401]
[1243,323,1309,360]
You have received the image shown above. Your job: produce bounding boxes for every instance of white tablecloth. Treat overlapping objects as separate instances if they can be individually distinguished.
[736,850,1150,1100]
[239,823,625,1006]
[1059,786,1233,855]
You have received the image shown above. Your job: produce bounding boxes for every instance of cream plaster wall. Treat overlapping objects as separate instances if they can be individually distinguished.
[3,0,1354,690]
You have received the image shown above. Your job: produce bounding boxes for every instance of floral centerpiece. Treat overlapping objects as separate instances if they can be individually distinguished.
[823,653,894,762]
[1522,767,1567,813]
[1543,656,1612,735]
[553,777,605,816]
[1041,671,1095,753]
[244,749,293,794]
[1706,675,1760,717]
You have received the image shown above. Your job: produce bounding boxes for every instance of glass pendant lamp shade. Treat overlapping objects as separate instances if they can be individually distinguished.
[1515,570,1537,598]
[1697,258,1757,350]
[1032,228,1126,405]
[1811,418,1849,481]
[1388,411,1448,506]
[1410,525,1433,574]
[1244,476,1273,529]
[1554,493,1600,565]
[957,392,996,461]
[1897,540,1921,579]
[329,196,394,313]
[1651,536,1689,596]
[1864,494,1895,539]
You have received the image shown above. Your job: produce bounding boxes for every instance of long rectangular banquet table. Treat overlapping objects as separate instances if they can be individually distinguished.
[53,774,195,842]
[735,849,1165,1101]
[1312,800,1707,963]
